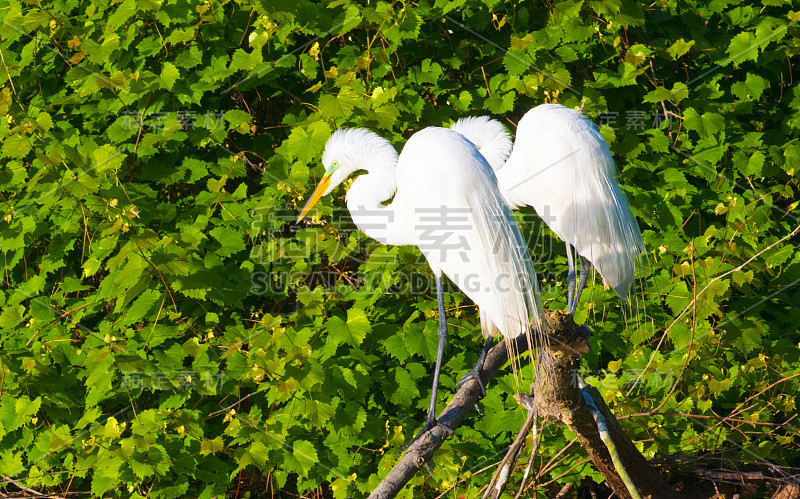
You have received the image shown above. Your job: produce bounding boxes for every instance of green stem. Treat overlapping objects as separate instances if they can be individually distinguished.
[578,379,643,499]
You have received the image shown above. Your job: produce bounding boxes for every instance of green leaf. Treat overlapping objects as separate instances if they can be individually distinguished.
[409,59,443,85]
[200,436,224,455]
[0,304,25,328]
[449,90,473,112]
[249,30,269,50]
[224,109,252,134]
[696,279,730,320]
[403,321,437,362]
[2,134,31,159]
[239,440,268,469]
[733,326,764,354]
[643,83,689,104]
[131,445,171,478]
[0,451,23,475]
[286,121,331,163]
[389,367,420,406]
[327,308,370,347]
[36,112,53,132]
[742,150,765,176]
[554,45,578,63]
[725,32,759,64]
[209,225,246,257]
[92,144,124,173]
[732,270,754,286]
[502,48,530,76]
[229,48,262,72]
[1,396,41,432]
[85,349,115,406]
[91,470,117,496]
[63,171,101,196]
[383,332,410,362]
[484,91,515,114]
[731,73,767,100]
[166,27,195,46]
[183,336,208,358]
[300,398,336,426]
[15,397,41,427]
[49,424,73,451]
[318,94,357,118]
[289,440,318,475]
[108,0,136,28]
[160,62,180,90]
[667,38,695,59]
[125,288,162,323]
[683,108,724,138]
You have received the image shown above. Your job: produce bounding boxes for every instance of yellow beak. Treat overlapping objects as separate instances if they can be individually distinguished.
[297,174,332,222]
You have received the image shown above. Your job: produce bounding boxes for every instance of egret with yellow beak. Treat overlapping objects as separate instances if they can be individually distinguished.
[298,126,544,448]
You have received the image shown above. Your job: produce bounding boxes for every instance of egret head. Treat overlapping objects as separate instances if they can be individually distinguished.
[298,128,397,221]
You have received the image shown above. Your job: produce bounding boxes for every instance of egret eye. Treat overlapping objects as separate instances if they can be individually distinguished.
[324,160,340,175]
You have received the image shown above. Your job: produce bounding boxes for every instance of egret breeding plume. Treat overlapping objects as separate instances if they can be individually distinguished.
[298,127,544,443]
[451,104,645,315]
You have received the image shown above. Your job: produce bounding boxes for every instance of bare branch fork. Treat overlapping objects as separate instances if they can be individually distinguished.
[482,393,538,499]
[369,311,679,499]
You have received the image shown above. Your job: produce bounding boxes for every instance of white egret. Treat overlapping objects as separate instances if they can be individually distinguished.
[451,104,645,315]
[297,127,544,442]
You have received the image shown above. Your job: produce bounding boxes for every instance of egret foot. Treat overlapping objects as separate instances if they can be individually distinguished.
[457,336,493,414]
[400,418,454,454]
[456,367,486,396]
[456,368,485,414]
[455,335,492,397]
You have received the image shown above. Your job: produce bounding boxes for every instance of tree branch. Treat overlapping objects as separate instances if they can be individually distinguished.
[532,312,679,499]
[369,311,680,499]
[368,332,533,499]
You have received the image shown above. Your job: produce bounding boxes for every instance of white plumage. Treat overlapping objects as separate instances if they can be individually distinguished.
[396,128,543,339]
[298,126,543,442]
[451,104,644,309]
[311,127,543,339]
[447,116,513,171]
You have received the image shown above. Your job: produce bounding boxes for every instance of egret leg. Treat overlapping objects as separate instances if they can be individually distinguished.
[402,274,453,452]
[456,336,493,415]
[426,273,449,426]
[571,255,591,315]
[457,337,492,393]
[566,243,577,314]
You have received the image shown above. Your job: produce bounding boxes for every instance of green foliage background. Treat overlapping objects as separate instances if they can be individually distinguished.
[1,0,799,496]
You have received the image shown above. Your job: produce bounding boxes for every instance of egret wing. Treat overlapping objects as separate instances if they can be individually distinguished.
[396,127,543,341]
[499,105,645,298]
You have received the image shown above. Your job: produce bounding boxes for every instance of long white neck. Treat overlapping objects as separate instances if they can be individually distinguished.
[495,150,526,210]
[323,128,417,246]
[340,151,418,247]
[345,165,401,245]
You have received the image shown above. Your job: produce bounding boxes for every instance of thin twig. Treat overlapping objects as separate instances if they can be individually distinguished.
[2,475,44,496]
[515,407,541,498]
[207,390,261,418]
[482,393,537,499]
